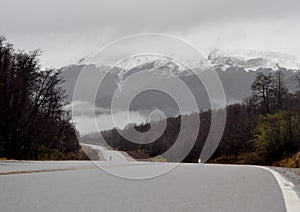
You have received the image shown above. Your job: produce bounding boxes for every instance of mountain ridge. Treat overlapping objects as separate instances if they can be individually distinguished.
[60,49,300,120]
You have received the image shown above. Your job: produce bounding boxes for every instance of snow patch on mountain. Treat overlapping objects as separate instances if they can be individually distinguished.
[71,49,300,78]
[208,49,300,71]
[114,54,209,78]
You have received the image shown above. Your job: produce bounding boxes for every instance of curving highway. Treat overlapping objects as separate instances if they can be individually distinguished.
[1,160,300,212]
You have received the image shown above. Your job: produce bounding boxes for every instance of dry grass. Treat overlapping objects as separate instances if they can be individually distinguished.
[273,152,300,168]
[0,157,9,160]
[209,153,248,164]
[151,155,168,162]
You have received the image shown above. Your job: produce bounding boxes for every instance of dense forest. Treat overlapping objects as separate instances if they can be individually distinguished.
[90,68,300,167]
[0,37,87,160]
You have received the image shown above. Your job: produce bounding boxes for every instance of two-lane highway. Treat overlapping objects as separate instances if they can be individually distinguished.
[1,161,299,212]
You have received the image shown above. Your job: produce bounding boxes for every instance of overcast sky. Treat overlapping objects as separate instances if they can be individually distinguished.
[1,0,300,68]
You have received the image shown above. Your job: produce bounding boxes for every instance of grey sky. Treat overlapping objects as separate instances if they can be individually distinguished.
[1,0,300,67]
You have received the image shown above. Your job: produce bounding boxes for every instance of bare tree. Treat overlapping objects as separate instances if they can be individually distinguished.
[251,72,274,114]
[0,36,79,159]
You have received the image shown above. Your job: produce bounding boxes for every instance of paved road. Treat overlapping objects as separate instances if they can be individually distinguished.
[0,161,296,212]
[80,143,134,161]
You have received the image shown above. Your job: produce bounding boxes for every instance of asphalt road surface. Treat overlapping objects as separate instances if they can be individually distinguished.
[1,161,299,212]
[80,143,134,161]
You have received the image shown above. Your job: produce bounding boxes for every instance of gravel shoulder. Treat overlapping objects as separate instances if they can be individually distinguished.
[272,167,300,198]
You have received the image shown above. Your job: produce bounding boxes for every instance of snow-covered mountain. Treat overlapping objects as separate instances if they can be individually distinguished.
[208,49,300,71]
[77,53,208,71]
[76,49,300,76]
[60,49,300,119]
[112,55,209,81]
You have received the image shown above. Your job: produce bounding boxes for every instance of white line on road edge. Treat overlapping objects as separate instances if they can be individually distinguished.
[257,166,300,212]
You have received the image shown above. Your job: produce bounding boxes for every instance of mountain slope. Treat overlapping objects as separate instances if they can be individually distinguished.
[60,50,300,119]
[209,49,300,71]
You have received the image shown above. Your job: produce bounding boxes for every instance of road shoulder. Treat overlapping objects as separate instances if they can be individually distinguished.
[264,166,300,212]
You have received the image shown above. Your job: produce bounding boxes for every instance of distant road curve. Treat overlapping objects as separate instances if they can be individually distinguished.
[80,143,135,161]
